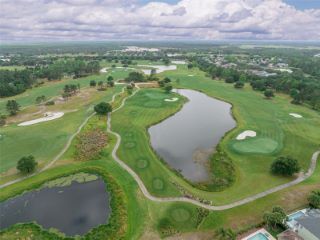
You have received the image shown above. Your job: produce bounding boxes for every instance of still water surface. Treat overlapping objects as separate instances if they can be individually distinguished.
[149,89,236,182]
[0,179,110,236]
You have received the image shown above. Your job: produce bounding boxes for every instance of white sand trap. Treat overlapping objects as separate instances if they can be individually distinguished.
[100,67,108,73]
[138,65,177,75]
[18,112,64,126]
[236,130,256,140]
[289,113,303,118]
[188,75,194,77]
[164,98,178,102]
[171,60,186,64]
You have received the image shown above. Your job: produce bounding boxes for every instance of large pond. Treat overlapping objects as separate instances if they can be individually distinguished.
[148,89,236,182]
[0,176,110,236]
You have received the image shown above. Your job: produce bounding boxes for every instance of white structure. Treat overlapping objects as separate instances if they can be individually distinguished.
[286,209,320,240]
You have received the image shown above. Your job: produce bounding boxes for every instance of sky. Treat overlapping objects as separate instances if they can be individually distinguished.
[0,0,319,42]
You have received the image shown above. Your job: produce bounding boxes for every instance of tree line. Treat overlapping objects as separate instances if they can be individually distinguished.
[0,60,100,98]
[195,57,320,110]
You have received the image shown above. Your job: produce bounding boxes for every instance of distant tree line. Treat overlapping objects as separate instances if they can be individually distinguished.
[0,60,100,97]
[195,57,320,110]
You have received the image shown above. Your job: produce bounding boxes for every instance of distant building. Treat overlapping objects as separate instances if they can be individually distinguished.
[250,70,277,77]
[285,209,320,240]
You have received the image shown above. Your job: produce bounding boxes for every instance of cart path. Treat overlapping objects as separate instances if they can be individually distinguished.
[1,85,319,211]
[107,86,320,210]
[0,87,125,189]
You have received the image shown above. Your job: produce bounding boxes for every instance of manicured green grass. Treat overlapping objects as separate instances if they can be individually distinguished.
[0,71,129,113]
[230,137,279,154]
[110,64,320,204]
[1,72,319,239]
[112,88,184,197]
[0,86,122,175]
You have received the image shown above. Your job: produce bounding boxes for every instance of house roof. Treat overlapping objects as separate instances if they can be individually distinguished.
[296,209,320,238]
[277,229,303,240]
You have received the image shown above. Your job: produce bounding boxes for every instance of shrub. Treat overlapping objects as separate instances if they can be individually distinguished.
[308,190,320,208]
[17,155,37,174]
[271,156,300,176]
[94,102,112,115]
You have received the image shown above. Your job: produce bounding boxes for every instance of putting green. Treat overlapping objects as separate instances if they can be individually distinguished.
[171,208,191,222]
[231,137,279,154]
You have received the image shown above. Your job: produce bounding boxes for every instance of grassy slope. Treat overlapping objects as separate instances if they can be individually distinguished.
[111,64,319,205]
[0,69,129,113]
[0,68,132,176]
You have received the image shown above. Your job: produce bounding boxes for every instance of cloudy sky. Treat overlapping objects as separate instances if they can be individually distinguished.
[1,0,319,42]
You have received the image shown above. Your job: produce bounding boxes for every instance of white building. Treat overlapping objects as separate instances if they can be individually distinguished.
[286,209,320,240]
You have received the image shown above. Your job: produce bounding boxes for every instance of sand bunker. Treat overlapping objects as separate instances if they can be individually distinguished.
[100,67,108,73]
[236,130,256,140]
[164,98,178,102]
[138,65,177,75]
[18,112,64,126]
[188,75,194,77]
[289,113,303,118]
[171,60,186,64]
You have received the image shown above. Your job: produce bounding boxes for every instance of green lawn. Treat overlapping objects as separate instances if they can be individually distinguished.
[0,63,319,239]
[0,85,123,176]
[111,64,320,205]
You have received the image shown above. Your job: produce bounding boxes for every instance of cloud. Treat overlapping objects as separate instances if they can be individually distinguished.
[0,0,319,41]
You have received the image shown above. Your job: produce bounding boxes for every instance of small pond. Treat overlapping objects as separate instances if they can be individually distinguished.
[148,89,236,182]
[0,176,110,236]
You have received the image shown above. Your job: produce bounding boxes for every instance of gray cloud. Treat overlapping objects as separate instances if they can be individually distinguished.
[0,0,319,41]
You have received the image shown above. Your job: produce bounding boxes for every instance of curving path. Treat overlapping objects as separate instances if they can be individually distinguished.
[0,87,125,189]
[1,84,319,211]
[107,86,320,210]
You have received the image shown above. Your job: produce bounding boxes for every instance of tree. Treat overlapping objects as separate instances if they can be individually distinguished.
[215,228,236,240]
[17,155,37,174]
[98,81,106,91]
[94,102,112,115]
[35,95,46,104]
[163,77,171,83]
[164,84,173,93]
[234,81,244,89]
[6,100,20,115]
[264,89,275,99]
[107,76,114,82]
[271,156,300,176]
[308,190,320,208]
[187,63,193,69]
[125,71,145,82]
[263,206,287,229]
[90,80,97,87]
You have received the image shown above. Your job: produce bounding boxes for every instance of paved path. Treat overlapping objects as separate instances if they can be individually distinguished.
[1,85,319,211]
[0,87,125,189]
[107,86,320,210]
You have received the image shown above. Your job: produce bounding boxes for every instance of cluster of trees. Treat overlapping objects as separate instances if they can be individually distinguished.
[90,76,115,90]
[0,60,100,98]
[271,156,300,176]
[125,71,146,82]
[263,206,287,230]
[158,77,173,93]
[0,69,35,97]
[195,57,320,110]
[62,84,80,99]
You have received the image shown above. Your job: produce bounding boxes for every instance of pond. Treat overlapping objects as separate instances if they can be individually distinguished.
[138,65,177,74]
[0,177,110,236]
[148,89,236,182]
